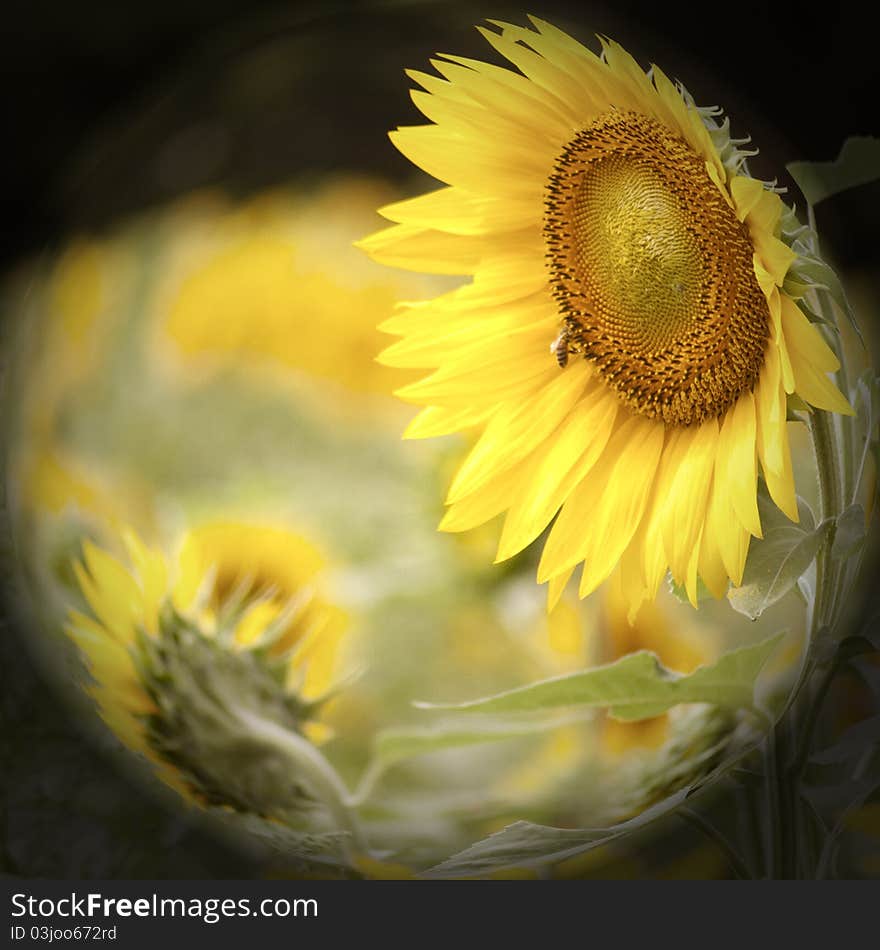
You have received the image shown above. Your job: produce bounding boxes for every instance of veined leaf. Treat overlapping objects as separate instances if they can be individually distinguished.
[424,716,756,877]
[351,717,582,805]
[728,488,828,620]
[371,719,574,768]
[668,573,716,605]
[415,633,785,721]
[423,790,691,878]
[787,136,880,206]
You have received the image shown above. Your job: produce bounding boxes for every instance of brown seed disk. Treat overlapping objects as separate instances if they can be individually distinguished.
[544,110,769,427]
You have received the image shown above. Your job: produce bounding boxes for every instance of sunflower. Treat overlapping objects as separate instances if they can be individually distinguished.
[360,18,853,613]
[65,523,349,815]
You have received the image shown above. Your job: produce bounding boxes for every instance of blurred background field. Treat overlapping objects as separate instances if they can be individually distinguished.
[1,0,877,878]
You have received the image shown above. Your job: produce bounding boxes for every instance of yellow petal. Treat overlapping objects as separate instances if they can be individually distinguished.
[753,231,797,287]
[75,545,140,646]
[780,295,853,415]
[755,343,785,476]
[706,473,751,585]
[388,124,549,201]
[477,25,587,118]
[402,404,490,439]
[439,454,531,532]
[378,185,534,236]
[379,306,553,369]
[496,385,618,561]
[546,566,575,612]
[430,55,575,137]
[536,415,664,594]
[717,392,762,538]
[357,220,484,274]
[448,360,591,504]
[730,176,766,223]
[287,606,348,702]
[760,418,799,522]
[698,513,730,598]
[659,419,718,583]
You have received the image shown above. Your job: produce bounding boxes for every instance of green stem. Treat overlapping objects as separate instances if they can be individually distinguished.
[789,653,841,777]
[763,724,784,878]
[811,409,842,629]
[773,206,859,877]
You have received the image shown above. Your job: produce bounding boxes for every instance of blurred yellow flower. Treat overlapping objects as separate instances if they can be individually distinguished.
[6,236,132,539]
[596,576,713,756]
[25,239,116,439]
[173,520,348,708]
[360,19,853,615]
[65,523,350,814]
[498,575,718,801]
[150,179,452,416]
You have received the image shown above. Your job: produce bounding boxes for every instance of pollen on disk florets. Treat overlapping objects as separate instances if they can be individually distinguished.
[544,110,769,427]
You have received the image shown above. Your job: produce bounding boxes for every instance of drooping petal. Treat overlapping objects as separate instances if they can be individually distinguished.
[496,383,618,560]
[780,295,854,415]
[536,414,664,591]
[717,391,762,538]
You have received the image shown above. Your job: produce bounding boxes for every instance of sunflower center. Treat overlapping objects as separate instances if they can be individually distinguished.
[544,111,769,427]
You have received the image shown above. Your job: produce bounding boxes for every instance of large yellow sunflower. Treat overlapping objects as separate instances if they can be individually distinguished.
[360,18,853,613]
[65,523,349,816]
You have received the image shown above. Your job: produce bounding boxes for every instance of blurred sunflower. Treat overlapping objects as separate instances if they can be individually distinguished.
[20,238,118,441]
[360,18,853,614]
[150,179,452,418]
[594,576,714,757]
[6,236,129,530]
[497,577,717,803]
[65,522,351,819]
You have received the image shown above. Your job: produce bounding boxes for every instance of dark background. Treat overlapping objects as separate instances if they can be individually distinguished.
[1,0,878,879]
[1,0,877,271]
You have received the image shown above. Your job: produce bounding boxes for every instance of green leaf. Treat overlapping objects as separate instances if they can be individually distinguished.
[422,791,690,878]
[832,504,867,560]
[727,489,828,620]
[787,136,880,206]
[220,812,353,873]
[797,298,838,331]
[415,633,785,721]
[854,372,879,492]
[351,717,581,805]
[423,714,759,877]
[667,573,716,605]
[371,720,566,769]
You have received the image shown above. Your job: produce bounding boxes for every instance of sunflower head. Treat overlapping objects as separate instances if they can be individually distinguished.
[65,525,349,815]
[360,18,853,614]
[545,109,768,427]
